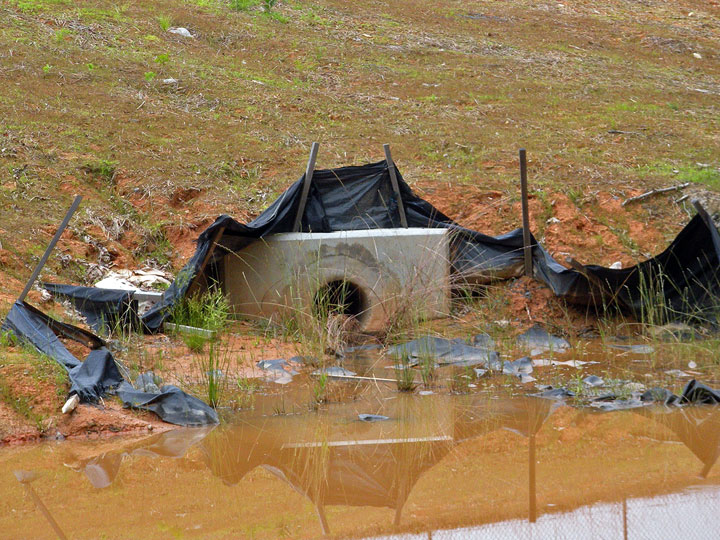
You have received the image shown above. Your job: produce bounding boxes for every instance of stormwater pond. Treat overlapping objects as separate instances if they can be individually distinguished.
[2,333,720,539]
[1,391,719,539]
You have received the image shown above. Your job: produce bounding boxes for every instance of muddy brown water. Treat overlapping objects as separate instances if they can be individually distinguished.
[1,391,719,539]
[2,341,719,538]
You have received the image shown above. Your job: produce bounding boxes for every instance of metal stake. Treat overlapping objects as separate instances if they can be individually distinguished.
[519,149,533,277]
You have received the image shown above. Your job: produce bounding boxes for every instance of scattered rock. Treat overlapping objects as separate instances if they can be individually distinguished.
[474,368,488,378]
[257,359,297,384]
[665,369,690,378]
[648,323,698,341]
[503,357,533,375]
[608,343,654,354]
[535,387,574,399]
[641,387,677,404]
[387,336,500,368]
[470,332,495,349]
[622,382,646,393]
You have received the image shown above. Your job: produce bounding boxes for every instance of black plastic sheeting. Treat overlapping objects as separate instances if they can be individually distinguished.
[540,214,720,318]
[41,160,720,331]
[42,283,138,333]
[1,301,218,426]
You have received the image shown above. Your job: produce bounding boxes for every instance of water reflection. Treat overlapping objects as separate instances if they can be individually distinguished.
[58,396,560,534]
[7,397,720,539]
[639,406,720,478]
[72,426,214,488]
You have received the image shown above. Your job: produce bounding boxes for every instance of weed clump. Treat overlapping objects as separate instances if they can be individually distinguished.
[171,288,230,333]
[195,342,231,408]
[395,352,416,392]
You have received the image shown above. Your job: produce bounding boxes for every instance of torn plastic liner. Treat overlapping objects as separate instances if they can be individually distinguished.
[1,301,217,426]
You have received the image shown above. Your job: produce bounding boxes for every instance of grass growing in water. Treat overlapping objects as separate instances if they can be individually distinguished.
[171,287,230,332]
[395,352,416,392]
[194,341,231,408]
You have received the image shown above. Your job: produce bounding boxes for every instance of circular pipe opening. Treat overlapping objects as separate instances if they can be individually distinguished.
[313,279,367,322]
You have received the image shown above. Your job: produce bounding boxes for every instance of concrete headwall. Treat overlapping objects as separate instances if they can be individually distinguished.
[222,228,450,332]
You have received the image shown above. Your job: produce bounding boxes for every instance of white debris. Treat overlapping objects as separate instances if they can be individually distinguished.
[162,78,179,85]
[692,52,702,59]
[94,268,172,314]
[62,394,79,414]
[96,268,171,291]
[609,261,622,269]
[95,276,137,290]
[168,27,194,38]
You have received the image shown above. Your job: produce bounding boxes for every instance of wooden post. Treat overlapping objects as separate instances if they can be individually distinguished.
[383,144,408,228]
[18,195,82,304]
[186,225,226,298]
[519,149,533,277]
[292,142,320,232]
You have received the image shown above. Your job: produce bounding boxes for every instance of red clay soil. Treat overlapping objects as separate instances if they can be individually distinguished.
[424,184,675,267]
[0,351,169,446]
[0,402,38,445]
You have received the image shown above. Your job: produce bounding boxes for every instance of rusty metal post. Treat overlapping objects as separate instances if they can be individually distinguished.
[519,149,533,277]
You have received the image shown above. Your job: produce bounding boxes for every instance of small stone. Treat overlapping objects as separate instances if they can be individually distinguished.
[693,52,702,59]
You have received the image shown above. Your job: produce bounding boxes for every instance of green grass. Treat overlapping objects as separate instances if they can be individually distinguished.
[395,352,417,392]
[635,162,720,190]
[0,378,45,430]
[171,287,230,333]
[156,15,172,32]
[194,341,231,408]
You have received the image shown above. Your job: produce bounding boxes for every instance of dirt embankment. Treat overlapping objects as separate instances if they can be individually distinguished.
[0,350,170,446]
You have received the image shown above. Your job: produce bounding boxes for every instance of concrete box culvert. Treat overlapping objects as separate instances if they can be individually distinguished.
[222,228,450,332]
